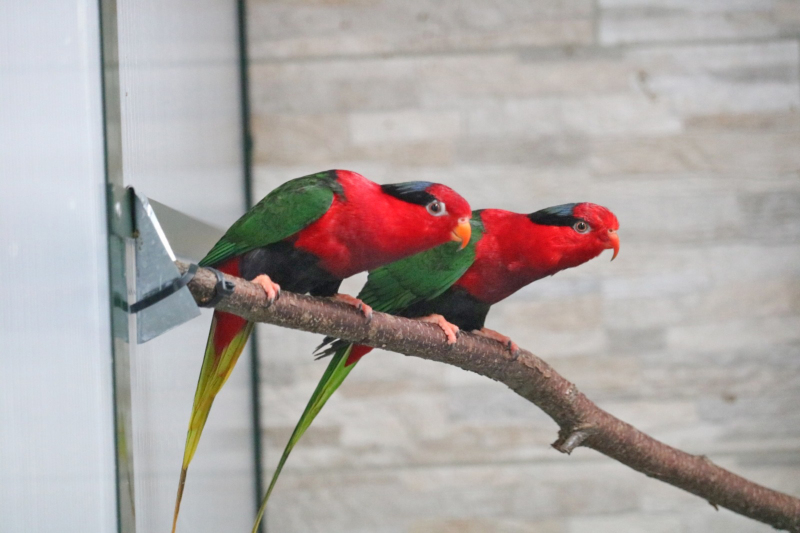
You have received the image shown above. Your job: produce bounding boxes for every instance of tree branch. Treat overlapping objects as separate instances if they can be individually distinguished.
[177,261,800,532]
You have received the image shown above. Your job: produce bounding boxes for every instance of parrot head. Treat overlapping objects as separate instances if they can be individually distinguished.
[527,202,620,268]
[381,181,472,250]
[571,202,620,261]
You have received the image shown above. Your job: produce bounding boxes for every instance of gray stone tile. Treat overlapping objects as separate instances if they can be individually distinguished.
[457,136,591,167]
[739,190,800,243]
[683,511,780,533]
[249,0,593,60]
[601,11,779,46]
[608,327,667,353]
[599,0,781,45]
[640,343,800,402]
[624,41,800,116]
[250,61,421,114]
[251,113,351,165]
[665,316,800,353]
[265,461,644,532]
[419,53,635,103]
[350,109,461,145]
[776,0,800,35]
[464,95,682,138]
[698,390,800,440]
[590,131,800,176]
[685,111,800,132]
[568,513,683,533]
[410,518,566,533]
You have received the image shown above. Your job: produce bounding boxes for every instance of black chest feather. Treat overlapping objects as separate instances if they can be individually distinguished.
[240,242,342,297]
[401,287,492,331]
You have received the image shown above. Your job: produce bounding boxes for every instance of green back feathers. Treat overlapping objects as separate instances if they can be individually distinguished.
[357,212,485,314]
[200,171,342,267]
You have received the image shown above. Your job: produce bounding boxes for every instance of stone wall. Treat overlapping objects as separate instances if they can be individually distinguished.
[247,1,800,531]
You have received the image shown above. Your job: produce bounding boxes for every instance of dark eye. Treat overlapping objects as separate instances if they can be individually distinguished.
[573,221,590,234]
[426,200,446,216]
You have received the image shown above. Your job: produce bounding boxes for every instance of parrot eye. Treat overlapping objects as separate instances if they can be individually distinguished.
[573,221,590,234]
[426,200,447,216]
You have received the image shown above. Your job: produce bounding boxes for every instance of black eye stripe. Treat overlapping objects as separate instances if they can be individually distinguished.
[527,203,584,227]
[528,213,586,227]
[381,182,436,206]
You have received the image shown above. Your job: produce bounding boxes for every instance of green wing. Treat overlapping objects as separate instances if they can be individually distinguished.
[250,214,485,532]
[199,171,342,267]
[358,212,484,314]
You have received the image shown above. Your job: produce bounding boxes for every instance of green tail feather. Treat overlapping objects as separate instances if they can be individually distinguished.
[251,344,358,533]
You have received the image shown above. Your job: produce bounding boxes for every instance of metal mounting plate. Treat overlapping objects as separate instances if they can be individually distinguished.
[132,190,201,343]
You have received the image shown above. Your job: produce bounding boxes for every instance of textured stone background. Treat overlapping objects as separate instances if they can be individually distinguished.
[247,1,800,531]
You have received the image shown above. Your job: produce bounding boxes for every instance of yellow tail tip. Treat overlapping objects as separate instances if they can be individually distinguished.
[172,468,188,533]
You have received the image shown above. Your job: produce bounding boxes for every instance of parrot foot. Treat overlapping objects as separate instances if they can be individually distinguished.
[252,274,281,304]
[418,314,459,345]
[333,293,373,321]
[473,327,519,358]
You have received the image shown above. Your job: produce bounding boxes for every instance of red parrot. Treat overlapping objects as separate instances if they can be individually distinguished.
[172,169,472,532]
[253,202,619,531]
[398,202,620,351]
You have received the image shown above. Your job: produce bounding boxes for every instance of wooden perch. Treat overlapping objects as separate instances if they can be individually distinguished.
[177,261,800,532]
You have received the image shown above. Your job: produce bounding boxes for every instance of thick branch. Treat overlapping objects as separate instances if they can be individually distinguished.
[178,261,800,532]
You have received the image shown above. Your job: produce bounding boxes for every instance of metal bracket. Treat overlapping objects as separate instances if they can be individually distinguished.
[130,189,206,343]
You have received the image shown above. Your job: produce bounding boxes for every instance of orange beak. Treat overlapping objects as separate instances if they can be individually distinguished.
[607,229,620,261]
[451,218,472,250]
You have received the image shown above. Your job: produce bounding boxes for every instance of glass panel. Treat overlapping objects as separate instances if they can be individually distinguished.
[0,2,117,532]
[114,1,256,531]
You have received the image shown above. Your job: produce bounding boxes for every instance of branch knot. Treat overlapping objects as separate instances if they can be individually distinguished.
[552,426,596,454]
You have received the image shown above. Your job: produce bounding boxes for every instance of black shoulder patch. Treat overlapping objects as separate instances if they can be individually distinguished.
[528,203,583,226]
[381,181,436,206]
